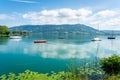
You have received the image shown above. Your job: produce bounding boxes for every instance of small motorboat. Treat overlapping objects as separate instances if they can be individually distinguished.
[34,40,47,43]
[10,36,22,39]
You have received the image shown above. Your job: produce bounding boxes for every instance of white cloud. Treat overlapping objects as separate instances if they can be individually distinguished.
[0,14,14,20]
[11,0,38,3]
[22,8,120,30]
[93,10,116,18]
[23,8,92,25]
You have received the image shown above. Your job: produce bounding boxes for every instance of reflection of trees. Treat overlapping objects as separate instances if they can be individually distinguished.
[0,37,9,45]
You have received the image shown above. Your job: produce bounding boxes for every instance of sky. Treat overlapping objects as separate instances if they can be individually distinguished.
[0,0,120,30]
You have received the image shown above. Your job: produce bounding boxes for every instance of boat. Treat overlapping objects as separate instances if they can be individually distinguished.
[108,30,116,39]
[92,24,101,41]
[108,36,115,39]
[10,36,22,39]
[92,37,101,41]
[34,40,47,43]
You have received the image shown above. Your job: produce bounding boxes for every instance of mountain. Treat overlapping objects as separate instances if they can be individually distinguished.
[10,24,104,35]
[102,30,120,35]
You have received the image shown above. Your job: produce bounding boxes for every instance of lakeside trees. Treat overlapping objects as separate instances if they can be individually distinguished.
[0,25,29,36]
[0,25,10,36]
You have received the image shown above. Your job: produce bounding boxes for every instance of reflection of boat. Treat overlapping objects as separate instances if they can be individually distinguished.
[10,36,22,39]
[12,38,21,42]
[92,37,101,41]
[34,40,47,43]
[58,37,65,39]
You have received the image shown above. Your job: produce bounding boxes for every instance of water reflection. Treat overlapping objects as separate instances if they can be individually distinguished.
[10,38,22,42]
[0,37,9,45]
[23,38,120,59]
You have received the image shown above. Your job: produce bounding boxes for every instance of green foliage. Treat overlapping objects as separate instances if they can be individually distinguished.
[100,54,120,75]
[11,31,29,36]
[0,70,73,80]
[103,75,120,80]
[0,25,10,36]
[0,67,103,80]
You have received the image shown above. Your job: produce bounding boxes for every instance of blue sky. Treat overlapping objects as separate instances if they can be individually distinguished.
[0,0,120,30]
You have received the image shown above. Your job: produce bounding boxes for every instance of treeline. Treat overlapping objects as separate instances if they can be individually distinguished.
[0,25,29,36]
[11,31,29,36]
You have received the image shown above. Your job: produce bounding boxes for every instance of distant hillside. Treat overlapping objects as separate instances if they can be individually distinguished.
[10,24,104,35]
[102,30,120,35]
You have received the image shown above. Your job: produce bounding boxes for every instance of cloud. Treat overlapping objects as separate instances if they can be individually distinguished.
[93,10,116,18]
[22,8,120,30]
[11,0,38,3]
[0,14,14,20]
[23,8,92,25]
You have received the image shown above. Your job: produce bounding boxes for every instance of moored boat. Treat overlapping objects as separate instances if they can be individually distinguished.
[34,40,47,43]
[10,36,22,39]
[107,30,116,39]
[91,24,102,41]
[92,37,101,41]
[108,36,115,39]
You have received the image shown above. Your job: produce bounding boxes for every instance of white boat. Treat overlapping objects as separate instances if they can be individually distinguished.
[92,24,102,41]
[10,36,22,39]
[92,37,101,41]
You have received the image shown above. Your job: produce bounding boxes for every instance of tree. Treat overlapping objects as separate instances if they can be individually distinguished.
[0,25,10,36]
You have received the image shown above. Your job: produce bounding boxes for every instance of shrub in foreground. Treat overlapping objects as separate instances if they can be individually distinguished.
[100,54,120,75]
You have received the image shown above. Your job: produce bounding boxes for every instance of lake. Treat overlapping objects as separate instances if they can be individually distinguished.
[0,33,120,75]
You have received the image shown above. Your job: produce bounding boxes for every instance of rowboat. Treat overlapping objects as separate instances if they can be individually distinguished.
[34,40,47,43]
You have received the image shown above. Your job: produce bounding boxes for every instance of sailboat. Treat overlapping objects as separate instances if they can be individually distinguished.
[108,30,115,39]
[92,25,101,41]
[10,28,22,39]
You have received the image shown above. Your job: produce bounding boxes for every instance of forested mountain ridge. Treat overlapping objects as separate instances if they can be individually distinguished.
[10,24,104,34]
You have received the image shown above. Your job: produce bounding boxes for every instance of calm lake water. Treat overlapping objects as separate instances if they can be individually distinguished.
[0,33,120,75]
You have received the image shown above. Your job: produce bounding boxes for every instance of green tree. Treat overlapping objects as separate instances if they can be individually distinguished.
[0,25,10,36]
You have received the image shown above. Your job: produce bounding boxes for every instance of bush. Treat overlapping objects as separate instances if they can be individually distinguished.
[100,54,120,75]
[0,25,10,36]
